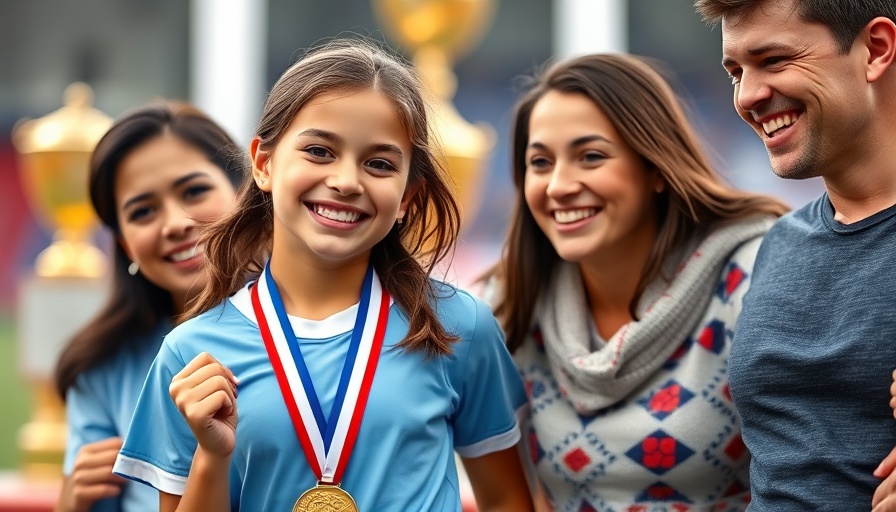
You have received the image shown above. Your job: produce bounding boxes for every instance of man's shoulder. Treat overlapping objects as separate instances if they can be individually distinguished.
[764,194,826,240]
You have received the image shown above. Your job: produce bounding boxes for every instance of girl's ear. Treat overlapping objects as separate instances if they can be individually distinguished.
[250,136,273,192]
[398,180,421,222]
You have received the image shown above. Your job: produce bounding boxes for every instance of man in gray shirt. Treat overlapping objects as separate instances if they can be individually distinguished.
[694,0,896,509]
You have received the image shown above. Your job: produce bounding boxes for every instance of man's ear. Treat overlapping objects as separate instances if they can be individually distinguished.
[864,16,896,82]
[250,137,273,192]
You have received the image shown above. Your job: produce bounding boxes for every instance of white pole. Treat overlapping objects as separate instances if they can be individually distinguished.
[553,0,628,58]
[190,0,266,146]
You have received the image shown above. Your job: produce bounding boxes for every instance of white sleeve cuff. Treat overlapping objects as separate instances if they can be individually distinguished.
[455,420,522,459]
[113,454,188,496]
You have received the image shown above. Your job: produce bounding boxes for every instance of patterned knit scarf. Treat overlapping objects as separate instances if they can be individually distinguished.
[536,216,774,415]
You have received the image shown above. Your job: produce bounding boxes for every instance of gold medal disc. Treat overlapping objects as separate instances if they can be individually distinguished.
[293,484,359,512]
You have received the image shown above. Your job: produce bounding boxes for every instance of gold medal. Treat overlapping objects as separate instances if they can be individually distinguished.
[292,483,359,512]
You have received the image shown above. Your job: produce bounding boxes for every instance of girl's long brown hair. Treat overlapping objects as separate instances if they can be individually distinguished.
[54,102,245,398]
[492,54,790,353]
[188,40,461,356]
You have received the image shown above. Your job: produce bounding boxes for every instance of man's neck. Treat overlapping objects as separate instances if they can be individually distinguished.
[824,145,896,224]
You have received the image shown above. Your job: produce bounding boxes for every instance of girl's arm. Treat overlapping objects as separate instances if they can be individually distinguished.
[161,352,239,512]
[159,447,232,512]
[462,447,534,512]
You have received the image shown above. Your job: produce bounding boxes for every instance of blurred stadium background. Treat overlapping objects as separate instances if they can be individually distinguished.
[0,0,823,472]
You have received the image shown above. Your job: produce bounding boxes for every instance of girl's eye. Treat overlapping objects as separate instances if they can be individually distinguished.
[304,146,333,159]
[728,74,740,86]
[184,185,212,200]
[367,159,396,173]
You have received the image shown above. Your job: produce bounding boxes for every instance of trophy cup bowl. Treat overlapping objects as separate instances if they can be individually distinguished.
[12,82,113,279]
[372,0,498,233]
[372,0,497,62]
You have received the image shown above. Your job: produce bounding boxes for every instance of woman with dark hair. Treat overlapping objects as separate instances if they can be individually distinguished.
[53,101,244,512]
[485,53,789,510]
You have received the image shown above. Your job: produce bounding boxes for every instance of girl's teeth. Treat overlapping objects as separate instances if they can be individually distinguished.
[315,205,360,223]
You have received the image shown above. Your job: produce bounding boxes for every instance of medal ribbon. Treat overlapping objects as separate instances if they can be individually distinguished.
[251,261,389,484]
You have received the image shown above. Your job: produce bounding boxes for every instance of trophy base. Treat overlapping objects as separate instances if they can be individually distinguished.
[17,381,68,481]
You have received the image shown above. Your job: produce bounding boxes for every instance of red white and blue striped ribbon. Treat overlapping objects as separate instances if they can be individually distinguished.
[250,261,389,484]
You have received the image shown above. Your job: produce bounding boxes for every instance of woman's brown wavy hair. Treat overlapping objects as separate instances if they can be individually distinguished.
[188,40,461,356]
[491,53,790,353]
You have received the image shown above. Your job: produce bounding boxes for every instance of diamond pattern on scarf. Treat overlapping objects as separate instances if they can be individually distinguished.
[564,447,591,472]
[625,430,694,475]
[525,365,563,416]
[715,262,747,303]
[546,431,615,483]
[634,482,692,503]
[533,326,546,352]
[694,319,728,354]
[723,435,747,461]
[723,478,749,498]
[638,380,695,420]
[662,338,694,371]
[577,500,598,512]
[529,427,545,465]
[513,230,766,510]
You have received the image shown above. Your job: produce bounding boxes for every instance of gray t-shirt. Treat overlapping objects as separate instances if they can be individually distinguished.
[731,193,896,510]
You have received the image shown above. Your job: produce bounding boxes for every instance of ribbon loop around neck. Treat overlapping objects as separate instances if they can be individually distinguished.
[250,262,390,483]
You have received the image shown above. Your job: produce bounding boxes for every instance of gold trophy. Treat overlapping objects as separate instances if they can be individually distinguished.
[12,82,112,480]
[13,82,112,279]
[372,0,498,230]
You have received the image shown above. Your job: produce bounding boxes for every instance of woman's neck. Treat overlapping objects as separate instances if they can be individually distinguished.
[578,235,655,340]
[268,252,370,321]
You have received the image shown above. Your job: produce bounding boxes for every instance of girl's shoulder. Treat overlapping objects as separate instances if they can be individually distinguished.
[164,288,256,351]
[429,277,487,313]
[427,278,501,343]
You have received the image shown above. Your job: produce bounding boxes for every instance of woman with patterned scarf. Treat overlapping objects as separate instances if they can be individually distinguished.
[483,53,788,511]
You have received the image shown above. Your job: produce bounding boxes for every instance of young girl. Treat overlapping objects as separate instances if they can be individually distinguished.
[485,54,789,511]
[54,101,244,512]
[113,41,533,512]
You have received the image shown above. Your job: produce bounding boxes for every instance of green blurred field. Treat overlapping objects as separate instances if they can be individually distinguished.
[0,315,31,468]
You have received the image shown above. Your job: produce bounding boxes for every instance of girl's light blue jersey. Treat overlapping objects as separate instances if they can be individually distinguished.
[114,281,526,511]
